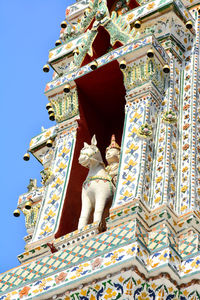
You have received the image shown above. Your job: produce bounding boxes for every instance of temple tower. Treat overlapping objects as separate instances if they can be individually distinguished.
[1,0,200,298]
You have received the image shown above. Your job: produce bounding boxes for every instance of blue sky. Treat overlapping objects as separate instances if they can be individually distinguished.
[0,0,73,273]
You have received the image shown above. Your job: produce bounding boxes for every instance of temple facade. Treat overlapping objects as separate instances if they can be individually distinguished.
[1,0,200,298]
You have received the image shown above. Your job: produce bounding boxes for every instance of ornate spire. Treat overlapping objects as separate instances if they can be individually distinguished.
[106,134,120,151]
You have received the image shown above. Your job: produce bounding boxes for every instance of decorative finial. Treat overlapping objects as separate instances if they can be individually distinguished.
[106,135,120,151]
[27,179,37,192]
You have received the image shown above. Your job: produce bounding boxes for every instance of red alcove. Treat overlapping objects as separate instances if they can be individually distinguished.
[55,60,126,238]
[55,0,140,239]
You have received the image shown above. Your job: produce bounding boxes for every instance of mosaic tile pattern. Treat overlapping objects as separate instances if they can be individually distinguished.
[0,221,137,295]
[49,89,79,123]
[67,275,200,300]
[123,0,194,30]
[18,187,43,208]
[31,128,76,242]
[2,202,200,298]
[29,125,57,151]
[177,9,199,215]
[1,239,200,298]
[65,0,89,19]
[136,13,193,55]
[48,35,84,63]
[179,231,199,257]
[113,92,159,207]
[149,55,179,210]
[45,35,169,95]
[7,1,200,299]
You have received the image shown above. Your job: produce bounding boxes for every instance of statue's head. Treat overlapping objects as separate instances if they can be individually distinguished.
[79,135,102,167]
[105,135,120,164]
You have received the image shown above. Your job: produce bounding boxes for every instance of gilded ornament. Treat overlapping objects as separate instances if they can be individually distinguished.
[60,20,67,29]
[105,135,121,186]
[162,110,177,124]
[25,201,32,210]
[46,139,53,148]
[134,20,141,29]
[181,185,188,193]
[73,48,79,55]
[63,84,71,93]
[119,59,127,70]
[147,49,154,58]
[49,113,55,121]
[43,64,50,73]
[13,209,20,217]
[163,64,170,74]
[27,179,37,192]
[41,167,54,185]
[137,123,153,138]
[186,20,193,30]
[46,103,52,110]
[90,60,98,70]
[55,40,62,47]
[23,152,30,161]
[48,108,54,115]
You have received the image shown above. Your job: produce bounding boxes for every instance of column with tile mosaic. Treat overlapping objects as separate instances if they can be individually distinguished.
[2,0,200,299]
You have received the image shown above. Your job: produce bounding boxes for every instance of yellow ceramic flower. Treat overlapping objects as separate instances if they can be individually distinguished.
[126,142,138,152]
[156,176,162,183]
[44,130,52,138]
[180,205,187,211]
[154,196,161,203]
[44,210,56,220]
[123,175,136,185]
[128,127,138,137]
[181,185,188,193]
[183,290,189,297]
[104,288,117,299]
[49,52,54,59]
[80,290,87,296]
[146,175,150,182]
[51,177,64,188]
[39,225,52,235]
[124,159,137,169]
[170,184,175,191]
[58,146,70,157]
[138,291,150,300]
[127,13,134,21]
[151,283,157,289]
[130,112,142,122]
[172,142,177,149]
[11,291,17,295]
[120,190,133,200]
[157,155,163,162]
[105,261,112,266]
[55,162,67,172]
[118,276,124,283]
[48,194,60,203]
[29,139,34,147]
[65,42,73,49]
[94,285,100,291]
[171,163,176,171]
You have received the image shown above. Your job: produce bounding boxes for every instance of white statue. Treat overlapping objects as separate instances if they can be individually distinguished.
[105,135,121,186]
[78,135,114,230]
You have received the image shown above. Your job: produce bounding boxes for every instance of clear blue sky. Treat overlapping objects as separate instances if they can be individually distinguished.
[0,0,73,274]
